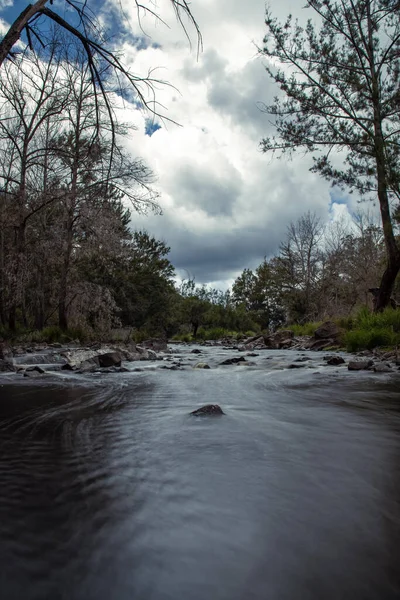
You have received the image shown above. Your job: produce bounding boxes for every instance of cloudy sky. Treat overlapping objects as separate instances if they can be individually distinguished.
[1,0,358,289]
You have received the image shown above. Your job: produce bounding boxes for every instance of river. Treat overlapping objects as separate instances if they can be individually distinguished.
[0,345,399,599]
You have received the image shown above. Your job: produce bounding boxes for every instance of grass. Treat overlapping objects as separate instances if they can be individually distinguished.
[342,306,400,352]
[286,322,322,337]
[171,327,255,342]
[285,307,400,352]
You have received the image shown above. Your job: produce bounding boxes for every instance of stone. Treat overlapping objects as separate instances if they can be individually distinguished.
[61,363,75,370]
[191,349,202,354]
[326,356,345,366]
[190,404,224,416]
[98,352,122,368]
[308,338,335,351]
[288,363,306,369]
[348,360,374,371]
[137,347,158,361]
[220,356,246,366]
[193,362,210,369]
[79,358,99,373]
[25,365,45,374]
[373,363,394,373]
[0,359,15,372]
[140,338,168,352]
[23,370,43,378]
[264,330,294,349]
[314,321,340,340]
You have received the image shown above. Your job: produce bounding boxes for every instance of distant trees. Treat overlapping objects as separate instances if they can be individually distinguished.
[259,0,400,310]
[232,210,387,326]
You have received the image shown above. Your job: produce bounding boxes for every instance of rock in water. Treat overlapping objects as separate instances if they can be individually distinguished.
[190,404,224,416]
[98,352,122,368]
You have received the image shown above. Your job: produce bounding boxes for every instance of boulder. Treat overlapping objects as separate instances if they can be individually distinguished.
[373,363,394,373]
[348,360,374,371]
[264,330,294,349]
[314,321,340,340]
[0,359,15,372]
[307,338,335,351]
[326,356,345,366]
[243,334,264,346]
[24,370,43,378]
[288,363,306,369]
[191,349,202,354]
[140,338,168,352]
[79,358,99,373]
[136,347,158,361]
[190,404,224,416]
[220,356,246,366]
[193,362,210,369]
[98,352,122,368]
[25,365,45,374]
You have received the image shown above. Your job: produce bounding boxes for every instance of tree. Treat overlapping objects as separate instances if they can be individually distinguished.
[0,45,67,329]
[259,0,400,310]
[0,1,200,127]
[277,212,324,321]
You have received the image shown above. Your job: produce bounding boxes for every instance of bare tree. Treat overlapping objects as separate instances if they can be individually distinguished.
[0,1,201,127]
[0,45,68,329]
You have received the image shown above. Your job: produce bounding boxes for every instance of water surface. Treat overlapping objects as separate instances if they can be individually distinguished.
[1,347,399,599]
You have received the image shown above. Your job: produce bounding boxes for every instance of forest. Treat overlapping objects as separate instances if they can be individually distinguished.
[0,0,399,349]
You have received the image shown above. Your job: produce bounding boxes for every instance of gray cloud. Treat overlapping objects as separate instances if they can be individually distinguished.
[172,163,243,217]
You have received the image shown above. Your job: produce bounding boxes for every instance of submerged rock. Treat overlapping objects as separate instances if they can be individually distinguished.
[190,404,224,416]
[193,362,210,369]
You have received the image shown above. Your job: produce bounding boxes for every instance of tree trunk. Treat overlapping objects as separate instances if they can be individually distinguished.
[374,259,400,312]
[0,2,48,68]
[58,224,73,331]
[367,2,400,312]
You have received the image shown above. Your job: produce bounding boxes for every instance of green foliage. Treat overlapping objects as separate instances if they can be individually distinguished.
[286,322,322,336]
[343,307,400,351]
[345,328,400,352]
[354,306,400,332]
[196,327,239,340]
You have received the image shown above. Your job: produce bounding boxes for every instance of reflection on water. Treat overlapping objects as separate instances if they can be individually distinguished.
[0,352,400,600]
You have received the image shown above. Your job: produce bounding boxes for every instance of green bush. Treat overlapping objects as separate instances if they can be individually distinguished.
[344,327,400,352]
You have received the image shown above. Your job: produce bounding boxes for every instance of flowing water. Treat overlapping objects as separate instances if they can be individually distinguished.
[0,346,400,600]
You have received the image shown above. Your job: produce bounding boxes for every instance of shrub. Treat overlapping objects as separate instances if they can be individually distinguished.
[287,322,322,336]
[344,327,400,352]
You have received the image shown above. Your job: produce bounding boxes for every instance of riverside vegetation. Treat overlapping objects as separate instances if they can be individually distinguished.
[0,2,399,355]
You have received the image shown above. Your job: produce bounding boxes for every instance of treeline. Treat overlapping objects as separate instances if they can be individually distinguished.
[230,210,394,331]
[0,39,397,342]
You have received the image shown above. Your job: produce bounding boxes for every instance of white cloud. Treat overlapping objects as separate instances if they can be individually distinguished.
[106,0,354,286]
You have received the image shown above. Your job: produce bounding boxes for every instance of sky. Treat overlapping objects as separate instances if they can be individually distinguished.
[1,0,361,290]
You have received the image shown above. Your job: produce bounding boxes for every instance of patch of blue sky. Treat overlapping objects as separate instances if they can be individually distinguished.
[329,187,351,207]
[145,120,161,136]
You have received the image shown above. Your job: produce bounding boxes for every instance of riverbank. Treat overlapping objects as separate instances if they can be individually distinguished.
[0,329,399,379]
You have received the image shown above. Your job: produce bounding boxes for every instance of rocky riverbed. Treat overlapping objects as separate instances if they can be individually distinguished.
[1,320,399,379]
